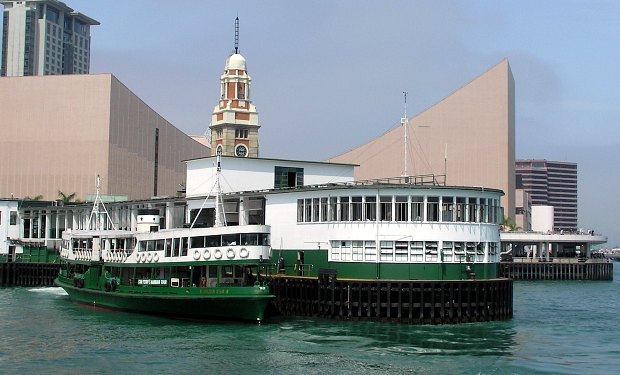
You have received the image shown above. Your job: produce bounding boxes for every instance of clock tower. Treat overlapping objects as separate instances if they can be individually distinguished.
[209,18,260,158]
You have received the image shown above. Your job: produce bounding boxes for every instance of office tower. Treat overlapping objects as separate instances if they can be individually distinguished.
[1,0,99,76]
[515,160,578,231]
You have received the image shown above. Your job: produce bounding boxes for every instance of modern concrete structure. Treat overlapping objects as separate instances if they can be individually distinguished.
[328,60,516,219]
[1,0,99,76]
[209,18,260,158]
[0,74,209,201]
[515,159,577,231]
[515,189,531,231]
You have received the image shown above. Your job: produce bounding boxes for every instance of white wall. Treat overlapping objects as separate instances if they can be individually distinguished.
[0,200,20,254]
[531,205,554,233]
[186,156,355,197]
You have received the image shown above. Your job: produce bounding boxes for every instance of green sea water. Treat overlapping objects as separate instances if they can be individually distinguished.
[0,267,618,375]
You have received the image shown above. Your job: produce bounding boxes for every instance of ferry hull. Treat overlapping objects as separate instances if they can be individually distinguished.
[55,278,274,322]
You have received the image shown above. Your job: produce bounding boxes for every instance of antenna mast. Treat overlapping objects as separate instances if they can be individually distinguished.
[234,17,239,54]
[401,92,409,179]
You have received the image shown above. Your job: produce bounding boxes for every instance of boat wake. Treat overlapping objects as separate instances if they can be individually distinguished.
[28,287,68,296]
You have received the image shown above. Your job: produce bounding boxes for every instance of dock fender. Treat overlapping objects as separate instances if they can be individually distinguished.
[226,248,235,259]
[239,248,249,258]
[214,249,222,259]
[193,250,201,260]
[203,249,211,260]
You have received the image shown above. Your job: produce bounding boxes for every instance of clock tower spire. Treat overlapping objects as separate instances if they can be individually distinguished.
[209,17,260,158]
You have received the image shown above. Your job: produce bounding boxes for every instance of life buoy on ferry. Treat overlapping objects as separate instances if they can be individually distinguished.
[193,250,201,260]
[239,248,249,258]
[203,249,211,260]
[214,249,222,259]
[147,253,153,262]
[153,253,159,263]
[226,248,235,259]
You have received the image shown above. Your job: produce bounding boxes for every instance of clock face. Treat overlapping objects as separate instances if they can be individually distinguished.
[235,145,248,157]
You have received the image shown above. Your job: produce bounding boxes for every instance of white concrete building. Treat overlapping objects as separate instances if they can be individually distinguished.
[1,0,99,76]
[0,199,20,257]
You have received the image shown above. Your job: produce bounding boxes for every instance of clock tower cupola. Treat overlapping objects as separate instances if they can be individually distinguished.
[209,17,260,157]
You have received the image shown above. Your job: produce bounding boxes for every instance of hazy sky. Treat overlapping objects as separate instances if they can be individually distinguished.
[4,1,619,245]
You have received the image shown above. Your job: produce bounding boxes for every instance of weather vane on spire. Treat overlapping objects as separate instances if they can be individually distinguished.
[234,16,240,54]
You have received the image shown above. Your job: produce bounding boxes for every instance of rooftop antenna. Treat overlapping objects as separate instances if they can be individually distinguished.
[87,174,116,230]
[234,16,239,54]
[401,92,409,181]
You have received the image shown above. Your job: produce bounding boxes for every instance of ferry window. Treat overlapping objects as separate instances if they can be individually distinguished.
[411,196,423,221]
[364,196,376,221]
[190,236,205,248]
[441,197,454,222]
[380,196,392,221]
[395,196,408,221]
[479,199,488,223]
[442,242,454,262]
[425,242,438,262]
[222,265,234,278]
[206,235,220,247]
[352,241,363,261]
[351,197,362,221]
[427,197,439,222]
[456,197,466,222]
[165,238,172,256]
[330,240,340,260]
[340,241,351,261]
[466,242,476,262]
[181,238,188,256]
[222,233,239,246]
[339,197,349,221]
[138,241,146,252]
[329,197,337,221]
[173,238,180,257]
[312,198,320,222]
[380,241,393,261]
[241,233,258,246]
[259,233,270,246]
[304,199,312,222]
[146,240,155,252]
[364,241,376,261]
[297,199,304,222]
[468,198,477,222]
[395,241,408,261]
[454,242,466,262]
[410,241,423,262]
[155,239,165,252]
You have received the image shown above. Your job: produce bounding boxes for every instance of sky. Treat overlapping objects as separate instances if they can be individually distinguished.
[4,1,619,245]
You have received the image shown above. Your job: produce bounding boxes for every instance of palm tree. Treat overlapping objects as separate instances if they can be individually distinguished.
[502,216,521,232]
[57,191,77,202]
[24,195,43,201]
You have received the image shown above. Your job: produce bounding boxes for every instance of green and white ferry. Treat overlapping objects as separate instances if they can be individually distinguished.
[55,163,274,322]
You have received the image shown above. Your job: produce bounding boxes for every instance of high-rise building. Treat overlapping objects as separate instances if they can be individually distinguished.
[1,0,99,77]
[209,18,260,158]
[515,160,577,231]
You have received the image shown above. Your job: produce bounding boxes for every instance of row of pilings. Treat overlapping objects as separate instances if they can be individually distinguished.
[501,261,613,281]
[0,263,58,287]
[269,275,513,324]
